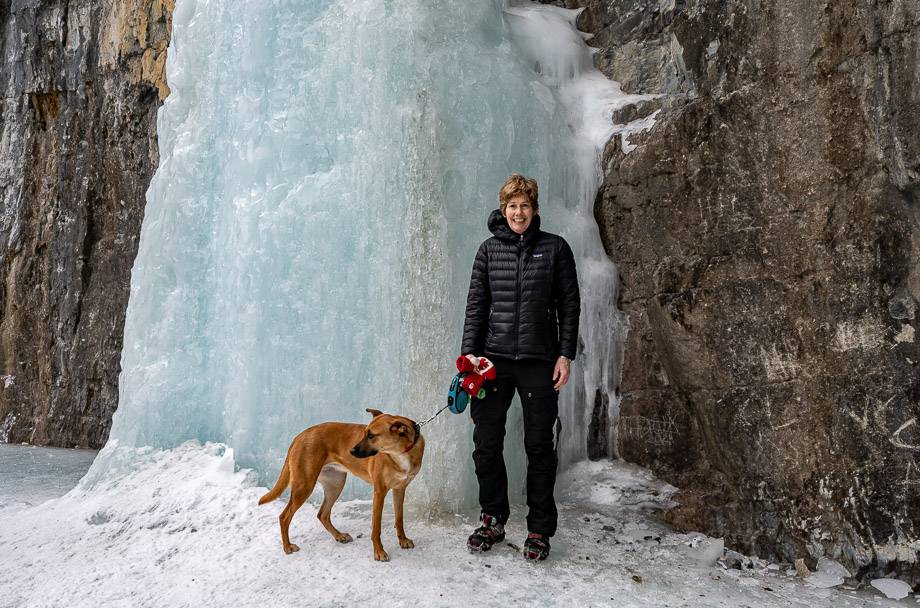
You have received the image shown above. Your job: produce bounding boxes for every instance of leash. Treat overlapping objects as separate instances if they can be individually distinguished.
[413,356,497,431]
[400,411,442,453]
[416,403,452,429]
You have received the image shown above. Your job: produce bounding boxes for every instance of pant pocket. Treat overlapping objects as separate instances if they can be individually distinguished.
[520,386,558,416]
[520,386,559,456]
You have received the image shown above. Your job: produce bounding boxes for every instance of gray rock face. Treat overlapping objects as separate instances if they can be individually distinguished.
[0,0,172,448]
[545,0,919,580]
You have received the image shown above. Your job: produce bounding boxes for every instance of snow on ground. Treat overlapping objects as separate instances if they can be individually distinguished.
[0,442,910,608]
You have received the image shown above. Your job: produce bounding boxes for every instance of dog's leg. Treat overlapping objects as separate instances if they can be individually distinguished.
[317,468,352,544]
[279,465,321,555]
[392,488,414,549]
[372,481,390,562]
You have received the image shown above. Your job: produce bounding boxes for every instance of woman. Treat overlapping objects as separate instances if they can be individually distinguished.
[460,173,580,561]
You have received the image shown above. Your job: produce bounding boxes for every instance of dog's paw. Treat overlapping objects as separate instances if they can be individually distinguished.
[283,543,300,554]
[374,549,390,562]
[399,537,415,549]
[335,533,353,544]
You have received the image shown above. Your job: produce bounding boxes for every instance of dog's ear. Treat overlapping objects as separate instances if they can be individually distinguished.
[390,422,408,436]
[366,408,384,418]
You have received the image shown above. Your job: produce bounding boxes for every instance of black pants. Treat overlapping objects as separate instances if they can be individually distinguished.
[470,357,559,537]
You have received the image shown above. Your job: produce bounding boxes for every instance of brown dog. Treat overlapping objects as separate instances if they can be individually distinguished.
[258,408,425,562]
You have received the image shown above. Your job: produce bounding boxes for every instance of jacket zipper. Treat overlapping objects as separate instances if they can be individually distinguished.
[514,234,523,359]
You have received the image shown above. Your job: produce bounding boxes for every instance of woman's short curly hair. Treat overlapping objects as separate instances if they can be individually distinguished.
[499,173,539,213]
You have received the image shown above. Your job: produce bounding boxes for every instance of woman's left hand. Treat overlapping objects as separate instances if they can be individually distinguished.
[552,356,571,391]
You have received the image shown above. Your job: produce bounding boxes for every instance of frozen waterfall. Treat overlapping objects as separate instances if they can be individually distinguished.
[96,0,657,510]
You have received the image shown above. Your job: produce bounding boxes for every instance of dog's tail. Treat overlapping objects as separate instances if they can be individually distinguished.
[258,457,291,505]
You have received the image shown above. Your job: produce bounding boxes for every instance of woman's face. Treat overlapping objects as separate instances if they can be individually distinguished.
[504,194,535,235]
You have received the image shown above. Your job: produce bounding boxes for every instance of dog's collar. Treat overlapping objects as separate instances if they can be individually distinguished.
[403,422,422,454]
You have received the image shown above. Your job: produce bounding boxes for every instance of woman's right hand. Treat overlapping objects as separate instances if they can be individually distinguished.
[552,356,570,391]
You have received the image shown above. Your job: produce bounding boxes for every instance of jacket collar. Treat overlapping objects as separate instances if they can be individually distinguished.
[488,209,542,248]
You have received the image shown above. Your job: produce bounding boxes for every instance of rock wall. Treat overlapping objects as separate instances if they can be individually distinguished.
[544,0,919,580]
[0,0,172,447]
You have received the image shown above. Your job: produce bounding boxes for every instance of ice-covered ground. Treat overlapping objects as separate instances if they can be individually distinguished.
[0,443,910,607]
[0,444,97,513]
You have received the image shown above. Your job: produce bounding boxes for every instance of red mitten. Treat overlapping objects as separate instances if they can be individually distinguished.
[456,355,477,373]
[477,356,496,380]
[461,373,485,397]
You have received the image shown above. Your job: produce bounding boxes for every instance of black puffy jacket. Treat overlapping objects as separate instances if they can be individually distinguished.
[461,209,580,362]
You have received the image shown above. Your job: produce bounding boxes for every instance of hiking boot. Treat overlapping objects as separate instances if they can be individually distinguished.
[523,533,550,561]
[467,513,505,553]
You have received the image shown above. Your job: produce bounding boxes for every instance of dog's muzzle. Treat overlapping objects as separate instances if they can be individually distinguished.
[350,444,378,458]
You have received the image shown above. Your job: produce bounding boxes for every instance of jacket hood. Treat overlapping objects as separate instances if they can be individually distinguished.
[488,208,542,245]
